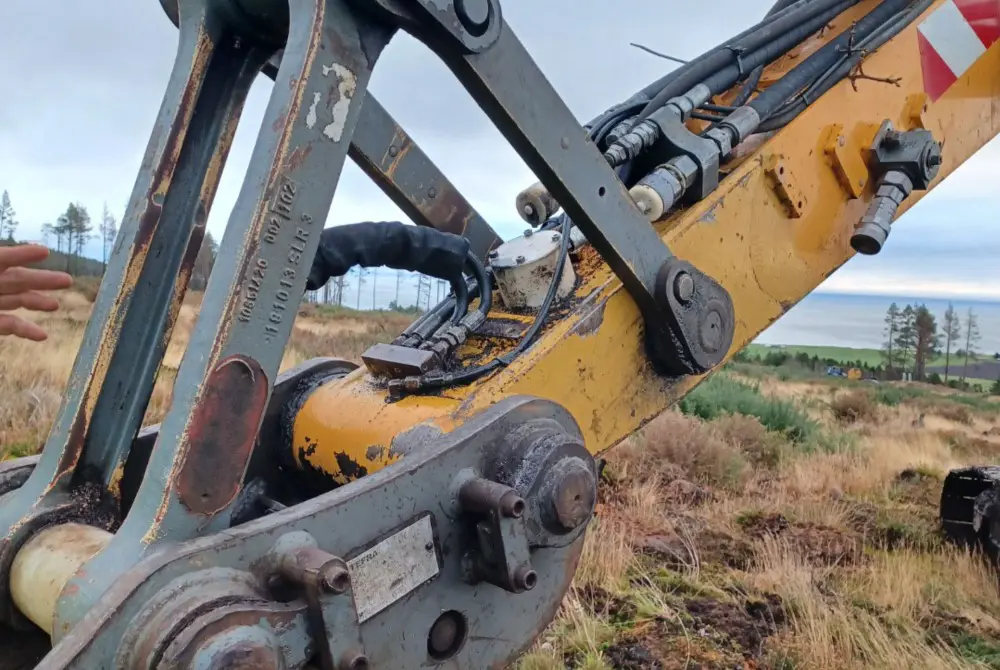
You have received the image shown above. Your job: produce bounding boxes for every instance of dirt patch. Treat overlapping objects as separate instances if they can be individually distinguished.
[576,584,636,622]
[683,593,786,659]
[605,642,664,670]
[640,528,756,571]
[740,513,861,566]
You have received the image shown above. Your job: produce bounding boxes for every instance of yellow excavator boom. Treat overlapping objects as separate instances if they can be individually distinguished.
[1,0,998,667]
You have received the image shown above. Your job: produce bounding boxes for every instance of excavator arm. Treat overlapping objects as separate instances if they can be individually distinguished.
[1,0,998,667]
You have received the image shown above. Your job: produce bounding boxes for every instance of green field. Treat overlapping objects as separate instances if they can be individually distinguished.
[746,343,985,371]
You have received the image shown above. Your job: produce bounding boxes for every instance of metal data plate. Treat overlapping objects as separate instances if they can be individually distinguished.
[346,514,440,623]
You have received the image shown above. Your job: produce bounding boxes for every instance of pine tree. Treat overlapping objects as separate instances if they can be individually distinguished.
[941,302,961,383]
[882,302,901,373]
[962,307,982,383]
[912,304,940,380]
[895,304,917,374]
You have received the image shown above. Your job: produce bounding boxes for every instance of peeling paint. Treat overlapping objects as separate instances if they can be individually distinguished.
[321,63,356,142]
[305,91,320,129]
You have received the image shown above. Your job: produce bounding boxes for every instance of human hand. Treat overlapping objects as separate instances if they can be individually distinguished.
[0,244,74,341]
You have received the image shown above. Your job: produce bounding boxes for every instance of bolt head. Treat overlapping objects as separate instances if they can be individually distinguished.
[513,565,538,592]
[516,255,526,264]
[524,229,533,237]
[551,233,561,242]
[546,459,597,532]
[673,271,695,303]
[488,249,499,259]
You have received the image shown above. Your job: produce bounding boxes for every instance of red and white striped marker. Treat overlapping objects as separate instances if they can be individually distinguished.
[917,0,1000,100]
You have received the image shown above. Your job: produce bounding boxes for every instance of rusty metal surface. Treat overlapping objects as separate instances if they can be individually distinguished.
[161,0,503,262]
[37,397,590,669]
[52,0,395,637]
[0,0,268,629]
[347,95,502,261]
[176,355,269,515]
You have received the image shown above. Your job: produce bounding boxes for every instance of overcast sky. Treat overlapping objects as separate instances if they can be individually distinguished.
[1,0,997,301]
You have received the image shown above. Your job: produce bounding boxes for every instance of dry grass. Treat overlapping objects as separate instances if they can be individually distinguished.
[5,293,1000,669]
[0,290,413,453]
[521,375,1000,669]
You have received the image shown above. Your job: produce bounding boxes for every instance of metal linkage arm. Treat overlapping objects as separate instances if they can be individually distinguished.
[160,0,503,261]
[359,0,736,376]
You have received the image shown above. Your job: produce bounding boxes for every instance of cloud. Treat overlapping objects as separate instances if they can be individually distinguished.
[0,0,997,301]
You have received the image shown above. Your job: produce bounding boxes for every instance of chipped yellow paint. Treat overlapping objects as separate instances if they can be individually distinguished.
[292,369,461,481]
[293,0,1000,481]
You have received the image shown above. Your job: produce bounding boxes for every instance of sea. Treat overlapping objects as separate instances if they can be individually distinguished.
[754,292,1000,354]
[322,271,1000,355]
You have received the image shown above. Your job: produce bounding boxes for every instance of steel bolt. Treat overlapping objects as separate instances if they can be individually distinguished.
[673,271,695,303]
[455,0,490,33]
[488,249,499,260]
[524,228,533,237]
[320,564,350,594]
[516,255,526,264]
[523,203,535,218]
[551,233,561,242]
[547,461,597,532]
[427,187,437,198]
[927,153,942,167]
[513,565,538,592]
[388,145,399,157]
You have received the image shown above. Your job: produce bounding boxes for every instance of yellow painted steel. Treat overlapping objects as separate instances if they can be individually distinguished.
[293,0,1000,481]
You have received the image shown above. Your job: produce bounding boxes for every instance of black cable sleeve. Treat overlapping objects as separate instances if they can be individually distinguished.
[305,221,470,291]
[466,252,492,316]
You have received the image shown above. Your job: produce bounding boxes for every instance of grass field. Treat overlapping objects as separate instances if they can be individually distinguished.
[747,343,999,386]
[3,289,1000,669]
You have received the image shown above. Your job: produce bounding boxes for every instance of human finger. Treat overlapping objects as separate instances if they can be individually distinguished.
[0,244,51,272]
[0,291,61,312]
[0,267,75,295]
[0,314,48,341]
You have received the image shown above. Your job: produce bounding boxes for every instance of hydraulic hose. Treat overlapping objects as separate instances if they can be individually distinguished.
[731,0,803,106]
[755,0,934,131]
[465,251,492,316]
[635,0,860,120]
[749,0,916,121]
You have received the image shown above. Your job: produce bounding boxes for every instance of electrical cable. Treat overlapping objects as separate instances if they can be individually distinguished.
[406,214,573,390]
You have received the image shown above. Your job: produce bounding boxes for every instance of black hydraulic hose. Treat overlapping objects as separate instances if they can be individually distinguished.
[632,0,816,103]
[635,0,858,119]
[731,0,801,105]
[755,0,933,131]
[465,251,492,316]
[686,0,857,104]
[749,0,916,121]
[450,276,469,325]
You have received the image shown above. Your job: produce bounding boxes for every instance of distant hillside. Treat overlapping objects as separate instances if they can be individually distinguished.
[0,239,104,277]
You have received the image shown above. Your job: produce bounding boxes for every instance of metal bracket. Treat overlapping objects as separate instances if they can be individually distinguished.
[37,397,594,669]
